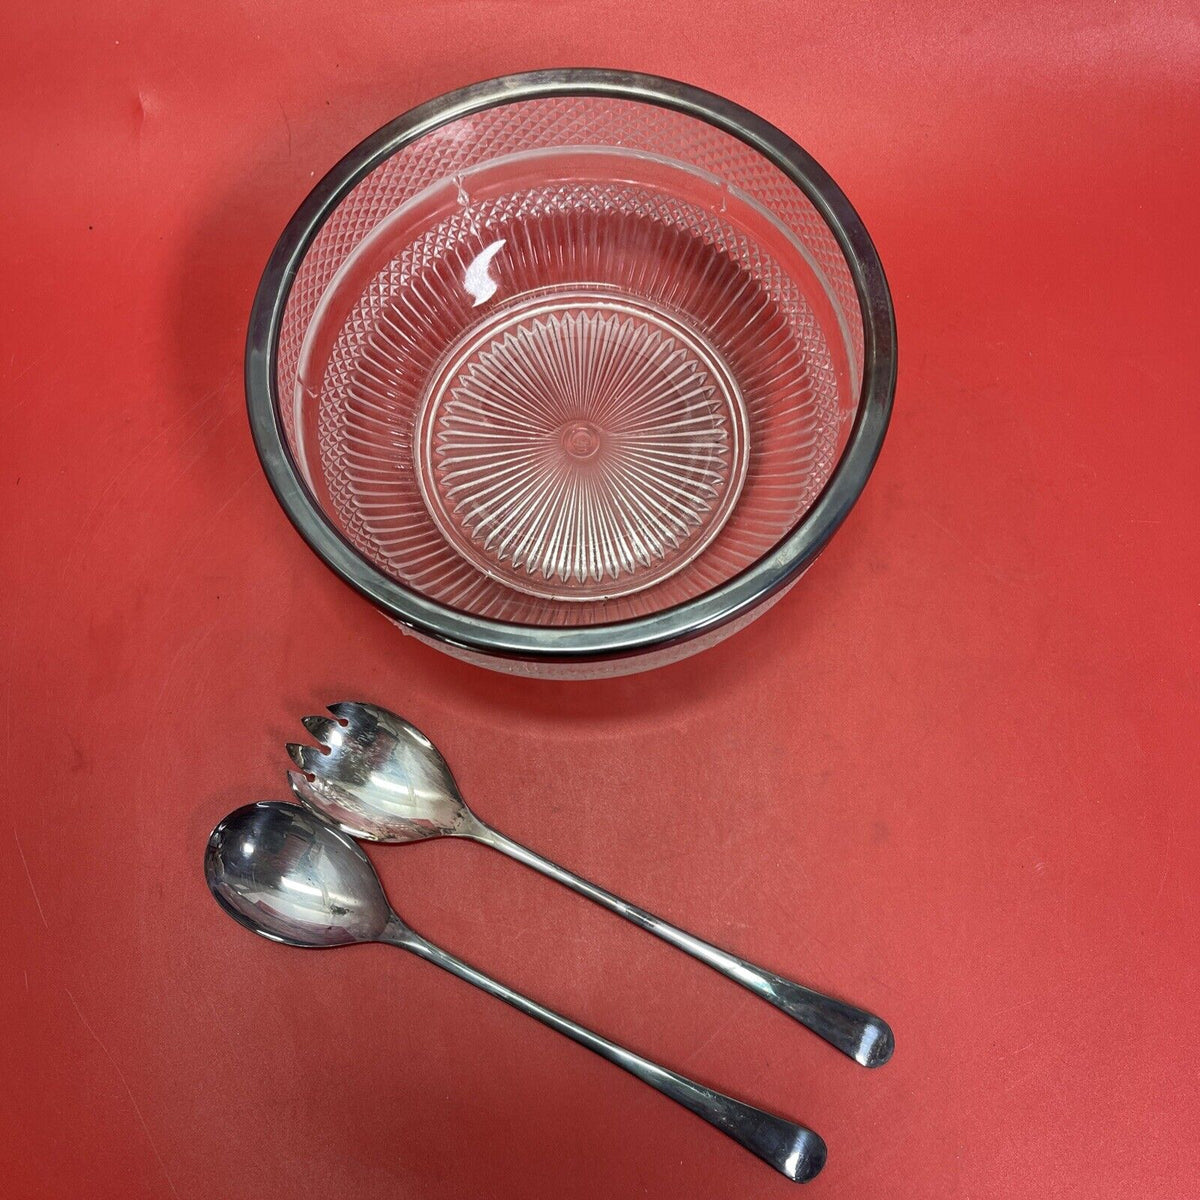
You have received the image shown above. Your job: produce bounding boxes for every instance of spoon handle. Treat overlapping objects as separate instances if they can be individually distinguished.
[383,919,825,1183]
[465,825,892,1068]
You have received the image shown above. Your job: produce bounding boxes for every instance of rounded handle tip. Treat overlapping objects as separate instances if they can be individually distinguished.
[855,1018,895,1068]
[786,1129,828,1183]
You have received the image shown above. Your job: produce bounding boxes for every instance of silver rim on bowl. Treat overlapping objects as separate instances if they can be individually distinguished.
[246,69,897,667]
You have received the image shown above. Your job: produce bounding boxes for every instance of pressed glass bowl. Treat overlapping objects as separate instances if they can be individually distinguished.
[247,70,896,677]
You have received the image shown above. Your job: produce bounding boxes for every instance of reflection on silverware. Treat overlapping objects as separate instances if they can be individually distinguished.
[287,700,893,1068]
[205,801,826,1183]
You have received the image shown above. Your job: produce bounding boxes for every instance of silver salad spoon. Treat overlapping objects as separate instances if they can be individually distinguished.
[205,801,827,1182]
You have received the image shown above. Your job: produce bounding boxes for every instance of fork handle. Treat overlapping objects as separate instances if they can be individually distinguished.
[464,823,892,1067]
[384,919,826,1182]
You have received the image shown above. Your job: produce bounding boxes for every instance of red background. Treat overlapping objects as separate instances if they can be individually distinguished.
[2,3,1198,1197]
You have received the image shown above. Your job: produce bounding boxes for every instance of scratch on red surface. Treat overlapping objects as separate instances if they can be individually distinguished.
[672,1008,740,1071]
[1150,827,1174,917]
[13,827,49,929]
[921,509,1020,586]
[987,992,1043,1019]
[133,89,149,135]
[132,622,219,813]
[203,468,258,528]
[277,98,293,159]
[66,375,236,569]
[65,988,181,1200]
[3,675,10,784]
[4,355,47,386]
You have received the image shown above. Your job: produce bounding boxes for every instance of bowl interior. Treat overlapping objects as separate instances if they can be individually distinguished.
[276,93,865,627]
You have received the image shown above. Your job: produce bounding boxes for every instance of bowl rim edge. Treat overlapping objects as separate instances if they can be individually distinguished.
[245,67,897,664]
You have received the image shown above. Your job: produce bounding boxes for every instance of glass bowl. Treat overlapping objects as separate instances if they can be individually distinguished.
[247,70,895,677]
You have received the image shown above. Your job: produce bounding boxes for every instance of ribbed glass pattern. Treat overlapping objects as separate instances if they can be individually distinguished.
[279,97,863,627]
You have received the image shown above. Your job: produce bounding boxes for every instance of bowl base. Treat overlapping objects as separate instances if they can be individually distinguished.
[414,287,749,602]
